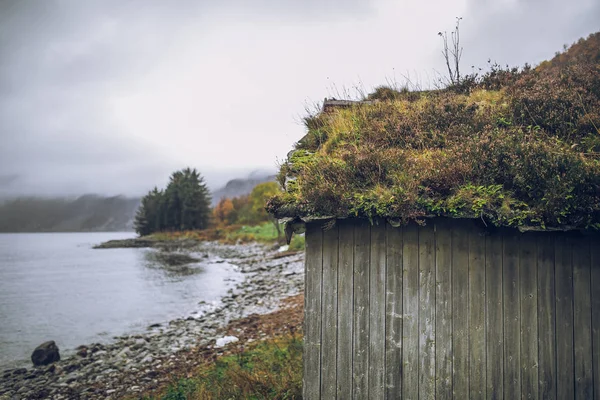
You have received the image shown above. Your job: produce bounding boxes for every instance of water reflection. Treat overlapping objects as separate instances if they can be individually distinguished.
[0,233,241,369]
[141,250,206,278]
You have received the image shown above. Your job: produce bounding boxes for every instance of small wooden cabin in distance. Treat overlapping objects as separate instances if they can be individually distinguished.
[267,37,600,400]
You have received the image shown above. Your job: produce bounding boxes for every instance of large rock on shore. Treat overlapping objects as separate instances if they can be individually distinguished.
[31,341,60,366]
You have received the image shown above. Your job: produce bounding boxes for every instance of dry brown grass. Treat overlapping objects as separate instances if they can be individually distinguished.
[268,32,600,231]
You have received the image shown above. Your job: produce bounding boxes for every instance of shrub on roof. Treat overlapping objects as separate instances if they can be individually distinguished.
[268,32,600,231]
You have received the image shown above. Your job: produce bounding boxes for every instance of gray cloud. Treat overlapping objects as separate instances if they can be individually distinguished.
[0,0,597,197]
[459,0,600,68]
[0,0,373,197]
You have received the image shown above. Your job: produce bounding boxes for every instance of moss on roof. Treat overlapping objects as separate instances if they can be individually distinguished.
[267,32,600,231]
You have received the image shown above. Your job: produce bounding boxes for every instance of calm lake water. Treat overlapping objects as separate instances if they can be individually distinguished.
[0,232,241,369]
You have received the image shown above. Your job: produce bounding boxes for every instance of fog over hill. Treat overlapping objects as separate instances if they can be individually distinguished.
[0,170,276,232]
[210,170,276,206]
[0,195,140,233]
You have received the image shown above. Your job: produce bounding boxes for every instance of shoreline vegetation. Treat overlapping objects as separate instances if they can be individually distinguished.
[94,222,305,252]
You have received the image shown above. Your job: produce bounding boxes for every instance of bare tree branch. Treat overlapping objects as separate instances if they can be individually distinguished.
[438,17,463,86]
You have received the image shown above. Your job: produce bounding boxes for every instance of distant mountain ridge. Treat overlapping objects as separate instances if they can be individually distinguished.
[0,195,140,232]
[0,171,277,232]
[210,171,276,206]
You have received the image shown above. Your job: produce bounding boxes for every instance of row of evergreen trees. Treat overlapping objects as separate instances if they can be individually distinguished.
[134,168,212,236]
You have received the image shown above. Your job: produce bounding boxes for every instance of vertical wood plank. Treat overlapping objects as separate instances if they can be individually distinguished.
[435,220,453,400]
[321,224,339,399]
[419,222,436,399]
[592,241,600,400]
[503,233,521,399]
[337,220,354,400]
[402,223,420,400]
[486,233,504,400]
[573,236,593,399]
[519,233,539,399]
[469,228,486,398]
[353,220,371,399]
[537,234,556,399]
[555,235,574,400]
[369,222,386,399]
[385,223,403,399]
[304,223,323,400]
[452,222,470,399]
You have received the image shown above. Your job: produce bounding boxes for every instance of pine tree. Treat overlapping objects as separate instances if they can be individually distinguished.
[179,168,211,230]
[134,187,164,236]
[134,168,211,235]
[163,171,181,230]
[133,206,149,236]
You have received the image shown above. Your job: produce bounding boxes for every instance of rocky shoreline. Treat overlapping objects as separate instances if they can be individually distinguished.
[0,241,304,400]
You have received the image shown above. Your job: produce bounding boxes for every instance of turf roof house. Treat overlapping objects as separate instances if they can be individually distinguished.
[268,33,600,400]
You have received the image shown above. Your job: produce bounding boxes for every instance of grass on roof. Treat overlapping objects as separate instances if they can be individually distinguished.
[267,32,600,231]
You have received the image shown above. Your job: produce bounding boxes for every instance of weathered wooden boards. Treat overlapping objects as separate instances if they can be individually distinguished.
[452,223,469,399]
[573,236,593,399]
[303,222,323,400]
[485,233,503,399]
[556,235,575,399]
[385,222,403,399]
[353,219,370,398]
[537,234,556,399]
[303,219,599,399]
[469,227,486,398]
[403,223,419,400]
[337,219,354,399]
[369,223,386,399]
[435,220,452,400]
[503,233,521,399]
[320,224,338,398]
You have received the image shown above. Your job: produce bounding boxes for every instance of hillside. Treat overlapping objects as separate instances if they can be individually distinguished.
[538,31,600,72]
[210,171,276,206]
[0,195,140,232]
[268,31,600,231]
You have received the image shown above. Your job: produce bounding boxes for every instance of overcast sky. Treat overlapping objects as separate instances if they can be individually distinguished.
[0,0,597,197]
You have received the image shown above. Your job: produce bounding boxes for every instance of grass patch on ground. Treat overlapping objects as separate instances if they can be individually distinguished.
[226,222,282,243]
[149,334,302,400]
[144,221,291,246]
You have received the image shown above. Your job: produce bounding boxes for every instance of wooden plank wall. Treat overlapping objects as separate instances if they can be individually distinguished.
[303,218,600,399]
